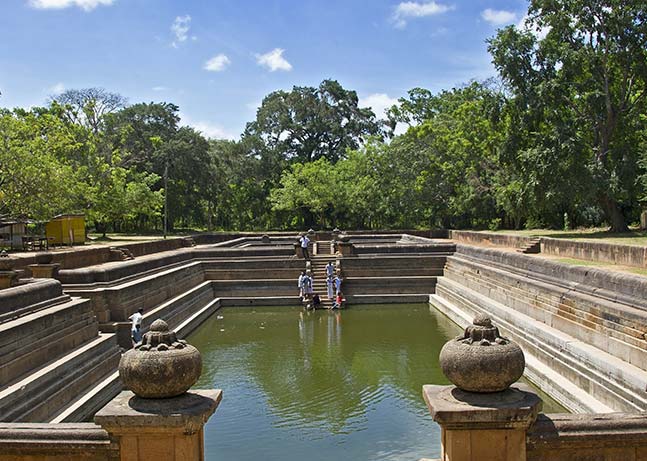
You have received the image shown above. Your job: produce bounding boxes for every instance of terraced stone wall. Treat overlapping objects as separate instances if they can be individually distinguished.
[430,244,647,413]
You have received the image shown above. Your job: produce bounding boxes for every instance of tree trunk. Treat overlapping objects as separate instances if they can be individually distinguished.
[599,194,629,233]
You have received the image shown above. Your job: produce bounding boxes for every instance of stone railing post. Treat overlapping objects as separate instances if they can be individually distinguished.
[424,314,541,461]
[28,252,60,278]
[95,319,221,461]
[0,251,18,289]
[336,234,353,256]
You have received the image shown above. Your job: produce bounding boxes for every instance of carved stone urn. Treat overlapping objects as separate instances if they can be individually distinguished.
[337,233,351,243]
[119,319,202,398]
[439,313,524,393]
[34,252,53,264]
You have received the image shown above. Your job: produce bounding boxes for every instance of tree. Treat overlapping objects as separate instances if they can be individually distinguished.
[51,88,127,134]
[270,158,338,227]
[0,106,86,221]
[243,79,383,165]
[488,1,647,231]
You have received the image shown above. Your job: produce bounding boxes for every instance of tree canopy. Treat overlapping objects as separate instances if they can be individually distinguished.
[2,2,647,234]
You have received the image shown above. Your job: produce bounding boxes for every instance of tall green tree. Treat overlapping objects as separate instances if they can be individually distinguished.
[0,106,86,220]
[489,0,647,231]
[243,79,383,165]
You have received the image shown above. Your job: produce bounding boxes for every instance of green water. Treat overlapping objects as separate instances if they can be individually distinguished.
[189,304,563,461]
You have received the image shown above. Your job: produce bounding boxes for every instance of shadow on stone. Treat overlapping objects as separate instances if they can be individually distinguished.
[449,387,539,409]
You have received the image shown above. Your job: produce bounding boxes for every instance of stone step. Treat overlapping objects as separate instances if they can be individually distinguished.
[434,278,647,412]
[0,298,98,388]
[0,279,69,324]
[443,259,647,368]
[429,293,613,414]
[0,333,121,422]
[444,258,647,351]
[65,261,206,323]
[517,237,542,254]
[50,371,122,423]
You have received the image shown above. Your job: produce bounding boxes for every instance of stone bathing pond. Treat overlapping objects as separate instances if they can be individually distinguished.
[2,232,645,461]
[190,304,564,461]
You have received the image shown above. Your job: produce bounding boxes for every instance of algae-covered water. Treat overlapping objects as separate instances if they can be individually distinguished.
[189,304,562,461]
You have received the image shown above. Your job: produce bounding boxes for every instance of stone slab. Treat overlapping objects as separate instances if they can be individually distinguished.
[95,390,222,435]
[423,384,542,430]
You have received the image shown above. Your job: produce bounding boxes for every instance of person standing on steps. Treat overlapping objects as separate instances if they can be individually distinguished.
[326,275,334,300]
[128,308,144,347]
[334,275,343,296]
[306,273,314,297]
[299,233,310,260]
[326,261,335,279]
[298,270,306,299]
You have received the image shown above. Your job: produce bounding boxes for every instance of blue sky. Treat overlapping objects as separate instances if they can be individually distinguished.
[0,0,531,139]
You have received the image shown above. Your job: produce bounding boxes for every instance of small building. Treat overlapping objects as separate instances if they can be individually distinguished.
[0,220,27,249]
[46,214,85,245]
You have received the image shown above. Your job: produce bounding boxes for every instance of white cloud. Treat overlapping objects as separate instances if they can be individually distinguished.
[517,14,550,40]
[256,48,292,72]
[180,113,236,140]
[204,54,231,72]
[48,82,65,94]
[171,15,191,47]
[360,93,408,136]
[393,1,453,28]
[481,8,517,26]
[152,86,168,91]
[29,0,114,11]
[360,93,399,119]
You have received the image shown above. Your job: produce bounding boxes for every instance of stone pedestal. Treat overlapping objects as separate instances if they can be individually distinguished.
[29,263,60,278]
[95,390,222,461]
[423,384,541,461]
[337,241,353,256]
[0,270,18,289]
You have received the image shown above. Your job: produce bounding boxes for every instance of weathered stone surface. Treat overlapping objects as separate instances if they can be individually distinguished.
[94,390,221,461]
[0,250,15,271]
[432,244,647,412]
[119,319,202,399]
[527,412,647,460]
[28,263,60,279]
[439,314,525,392]
[423,383,542,430]
[94,390,221,434]
[0,422,117,460]
[34,253,53,265]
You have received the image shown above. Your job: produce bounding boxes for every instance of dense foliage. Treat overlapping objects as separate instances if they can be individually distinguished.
[1,1,646,233]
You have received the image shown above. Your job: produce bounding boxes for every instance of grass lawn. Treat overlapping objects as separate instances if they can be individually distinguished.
[489,227,647,247]
[551,257,647,278]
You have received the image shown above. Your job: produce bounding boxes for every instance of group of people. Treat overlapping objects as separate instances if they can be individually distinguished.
[298,261,344,310]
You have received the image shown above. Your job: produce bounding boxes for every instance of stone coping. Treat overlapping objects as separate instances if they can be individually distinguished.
[0,422,116,458]
[94,390,222,434]
[0,278,68,321]
[455,244,647,313]
[527,412,647,449]
[423,384,542,430]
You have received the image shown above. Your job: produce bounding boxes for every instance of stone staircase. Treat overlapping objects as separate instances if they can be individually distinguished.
[311,241,335,309]
[430,247,647,413]
[0,279,121,423]
[517,237,541,254]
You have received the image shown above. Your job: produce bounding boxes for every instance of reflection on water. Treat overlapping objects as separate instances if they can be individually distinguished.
[190,304,454,460]
[189,304,562,461]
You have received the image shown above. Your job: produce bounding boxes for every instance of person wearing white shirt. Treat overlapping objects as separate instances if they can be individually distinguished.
[299,234,310,260]
[128,308,144,346]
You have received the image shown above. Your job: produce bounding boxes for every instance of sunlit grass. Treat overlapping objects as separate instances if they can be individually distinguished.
[490,227,647,246]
